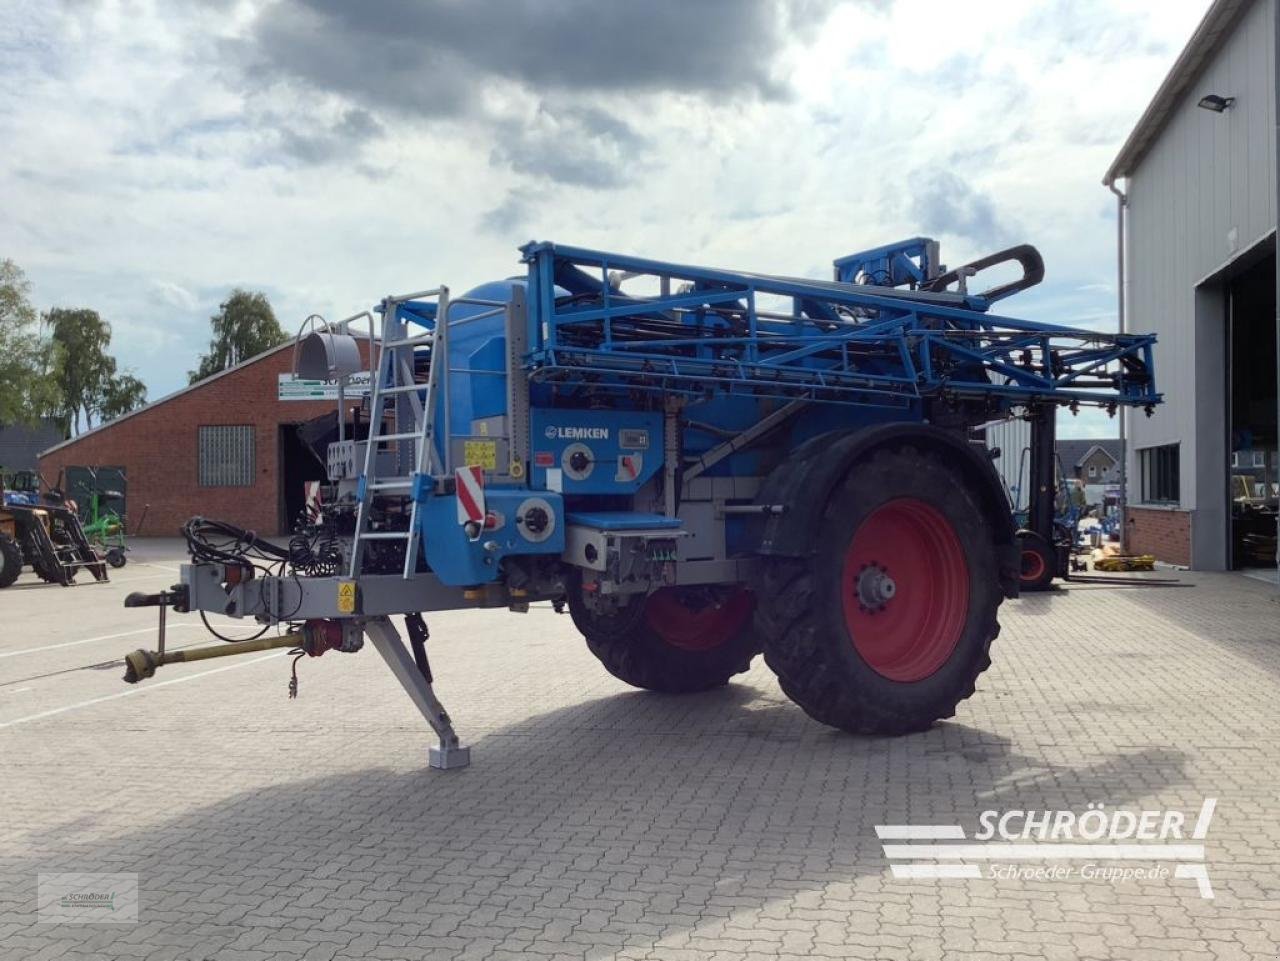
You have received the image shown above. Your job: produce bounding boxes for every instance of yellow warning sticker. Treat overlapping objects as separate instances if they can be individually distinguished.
[463,440,498,470]
[337,580,357,614]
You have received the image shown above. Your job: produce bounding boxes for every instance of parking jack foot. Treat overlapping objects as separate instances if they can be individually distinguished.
[429,742,471,770]
[364,615,471,771]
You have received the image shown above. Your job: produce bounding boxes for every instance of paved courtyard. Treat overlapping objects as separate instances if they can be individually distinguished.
[1,541,1278,960]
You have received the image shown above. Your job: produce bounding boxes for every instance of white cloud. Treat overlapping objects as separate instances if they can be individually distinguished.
[148,280,198,312]
[0,0,1208,441]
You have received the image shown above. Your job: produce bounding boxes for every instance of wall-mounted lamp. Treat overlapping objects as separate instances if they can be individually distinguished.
[1197,94,1235,112]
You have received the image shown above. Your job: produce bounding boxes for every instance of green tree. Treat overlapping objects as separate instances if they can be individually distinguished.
[189,290,286,384]
[46,307,116,435]
[100,370,147,422]
[44,306,147,434]
[0,259,62,428]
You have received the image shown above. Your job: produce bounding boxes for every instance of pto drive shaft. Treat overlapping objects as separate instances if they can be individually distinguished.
[123,633,301,684]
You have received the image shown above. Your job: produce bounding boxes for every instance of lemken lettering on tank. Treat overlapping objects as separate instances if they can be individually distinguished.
[545,426,609,440]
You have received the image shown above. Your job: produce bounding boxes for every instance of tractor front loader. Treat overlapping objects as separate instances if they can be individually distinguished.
[118,238,1160,768]
[1,474,109,587]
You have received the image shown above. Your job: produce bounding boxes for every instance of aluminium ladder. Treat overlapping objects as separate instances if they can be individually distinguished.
[347,287,523,580]
[348,288,449,580]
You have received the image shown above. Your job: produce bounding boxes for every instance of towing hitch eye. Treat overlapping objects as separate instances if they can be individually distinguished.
[124,585,190,613]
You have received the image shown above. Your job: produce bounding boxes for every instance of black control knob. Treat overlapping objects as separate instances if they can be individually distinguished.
[569,450,591,473]
[522,506,549,535]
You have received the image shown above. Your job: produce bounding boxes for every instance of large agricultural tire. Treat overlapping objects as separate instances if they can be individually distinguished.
[754,444,1001,734]
[36,564,68,585]
[569,582,760,693]
[1016,529,1055,592]
[0,533,21,589]
[30,552,72,585]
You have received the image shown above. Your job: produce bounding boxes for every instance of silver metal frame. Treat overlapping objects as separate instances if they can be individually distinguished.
[179,565,473,769]
[184,564,475,620]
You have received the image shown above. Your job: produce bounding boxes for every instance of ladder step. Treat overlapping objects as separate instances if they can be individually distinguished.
[369,479,414,490]
[380,383,426,395]
[383,334,434,348]
[358,531,411,540]
[372,432,421,442]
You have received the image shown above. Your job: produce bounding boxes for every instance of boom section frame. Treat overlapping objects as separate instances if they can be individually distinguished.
[520,242,1159,413]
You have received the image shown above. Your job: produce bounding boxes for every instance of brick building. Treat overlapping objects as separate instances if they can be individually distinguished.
[39,340,371,538]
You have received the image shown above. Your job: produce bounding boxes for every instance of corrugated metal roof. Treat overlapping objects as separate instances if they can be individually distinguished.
[1104,0,1255,185]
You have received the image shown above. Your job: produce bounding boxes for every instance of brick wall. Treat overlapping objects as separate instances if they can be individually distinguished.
[39,342,370,537]
[1126,506,1191,566]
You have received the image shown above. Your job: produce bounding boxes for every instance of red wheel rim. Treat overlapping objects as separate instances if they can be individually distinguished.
[644,587,752,652]
[1020,546,1047,583]
[841,498,969,682]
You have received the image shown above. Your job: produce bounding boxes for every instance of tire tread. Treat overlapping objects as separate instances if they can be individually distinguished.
[755,445,1001,734]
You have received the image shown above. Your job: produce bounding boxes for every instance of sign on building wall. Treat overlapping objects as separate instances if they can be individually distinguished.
[277,372,373,402]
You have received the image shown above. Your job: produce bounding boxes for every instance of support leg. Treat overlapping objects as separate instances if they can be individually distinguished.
[1028,404,1057,543]
[1028,404,1066,580]
[363,615,470,770]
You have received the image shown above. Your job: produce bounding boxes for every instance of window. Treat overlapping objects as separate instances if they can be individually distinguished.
[1252,450,1266,468]
[198,425,255,486]
[1088,465,1098,478]
[1232,451,1241,468]
[1139,444,1179,504]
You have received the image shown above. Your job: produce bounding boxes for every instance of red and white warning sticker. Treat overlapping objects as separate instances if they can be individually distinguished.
[455,465,485,525]
[303,480,324,522]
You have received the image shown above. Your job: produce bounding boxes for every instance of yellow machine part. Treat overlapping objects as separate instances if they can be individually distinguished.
[1092,553,1156,572]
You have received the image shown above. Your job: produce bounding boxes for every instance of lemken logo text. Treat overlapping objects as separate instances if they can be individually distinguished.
[545,426,609,440]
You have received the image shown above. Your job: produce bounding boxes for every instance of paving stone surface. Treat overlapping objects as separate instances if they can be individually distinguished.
[1,542,1277,960]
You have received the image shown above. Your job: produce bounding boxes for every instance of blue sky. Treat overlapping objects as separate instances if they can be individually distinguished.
[0,0,1209,436]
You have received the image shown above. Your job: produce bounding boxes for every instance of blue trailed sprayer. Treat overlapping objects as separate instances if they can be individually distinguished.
[120,238,1159,768]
